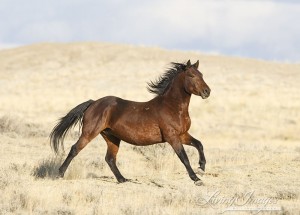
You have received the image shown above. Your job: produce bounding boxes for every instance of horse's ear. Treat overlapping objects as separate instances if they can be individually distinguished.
[186,60,191,67]
[193,60,199,69]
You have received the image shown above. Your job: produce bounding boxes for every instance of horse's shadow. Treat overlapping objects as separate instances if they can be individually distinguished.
[86,173,177,187]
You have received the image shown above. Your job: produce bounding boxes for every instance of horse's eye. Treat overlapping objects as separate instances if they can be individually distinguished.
[188,74,195,78]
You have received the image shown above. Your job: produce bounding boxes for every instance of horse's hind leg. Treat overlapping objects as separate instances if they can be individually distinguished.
[58,112,102,178]
[58,133,95,177]
[101,132,127,183]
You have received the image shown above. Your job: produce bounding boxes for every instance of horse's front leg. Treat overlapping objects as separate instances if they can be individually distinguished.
[180,133,206,175]
[167,136,203,186]
[190,136,206,172]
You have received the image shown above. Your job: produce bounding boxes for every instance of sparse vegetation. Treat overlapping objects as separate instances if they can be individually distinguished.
[0,42,299,214]
[0,115,46,137]
[32,157,62,179]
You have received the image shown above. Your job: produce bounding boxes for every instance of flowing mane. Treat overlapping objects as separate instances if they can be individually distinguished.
[147,62,188,96]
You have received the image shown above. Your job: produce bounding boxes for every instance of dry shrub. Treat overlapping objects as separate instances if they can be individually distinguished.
[8,192,28,213]
[132,143,175,170]
[132,143,170,161]
[32,156,86,180]
[32,157,62,179]
[0,115,46,137]
[276,191,298,200]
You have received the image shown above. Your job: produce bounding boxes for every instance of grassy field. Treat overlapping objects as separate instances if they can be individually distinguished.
[0,42,299,214]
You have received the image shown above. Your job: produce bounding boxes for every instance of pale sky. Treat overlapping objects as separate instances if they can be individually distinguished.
[0,0,299,62]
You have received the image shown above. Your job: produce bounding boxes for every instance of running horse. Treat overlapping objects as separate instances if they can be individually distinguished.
[50,60,211,185]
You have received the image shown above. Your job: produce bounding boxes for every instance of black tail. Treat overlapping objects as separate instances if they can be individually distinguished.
[50,99,94,154]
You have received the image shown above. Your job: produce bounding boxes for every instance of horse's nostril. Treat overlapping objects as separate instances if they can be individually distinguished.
[203,88,210,96]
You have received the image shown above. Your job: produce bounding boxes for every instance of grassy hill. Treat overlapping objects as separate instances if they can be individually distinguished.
[0,42,299,214]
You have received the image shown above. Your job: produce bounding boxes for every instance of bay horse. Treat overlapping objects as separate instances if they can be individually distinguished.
[50,60,211,185]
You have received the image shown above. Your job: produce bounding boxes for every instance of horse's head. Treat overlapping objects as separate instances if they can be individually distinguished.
[184,60,211,99]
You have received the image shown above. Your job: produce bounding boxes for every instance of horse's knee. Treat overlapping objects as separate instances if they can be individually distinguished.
[199,143,203,151]
[105,155,110,163]
[105,154,115,165]
[192,138,204,151]
[70,145,79,157]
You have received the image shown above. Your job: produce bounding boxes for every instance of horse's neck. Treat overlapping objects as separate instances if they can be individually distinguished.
[162,75,191,112]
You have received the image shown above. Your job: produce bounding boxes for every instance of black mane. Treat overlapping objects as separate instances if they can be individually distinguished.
[147,62,187,96]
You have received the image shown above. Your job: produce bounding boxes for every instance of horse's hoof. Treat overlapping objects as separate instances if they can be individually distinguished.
[117,178,128,183]
[194,180,204,186]
[57,171,64,179]
[195,168,205,176]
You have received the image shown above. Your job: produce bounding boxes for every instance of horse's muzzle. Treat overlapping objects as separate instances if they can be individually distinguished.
[200,88,210,99]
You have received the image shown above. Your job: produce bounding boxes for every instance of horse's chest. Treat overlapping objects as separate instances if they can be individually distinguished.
[176,111,191,133]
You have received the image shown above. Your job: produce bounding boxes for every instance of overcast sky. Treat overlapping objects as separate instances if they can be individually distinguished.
[0,0,299,62]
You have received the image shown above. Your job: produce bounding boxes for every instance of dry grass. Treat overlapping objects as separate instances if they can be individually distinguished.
[0,42,299,214]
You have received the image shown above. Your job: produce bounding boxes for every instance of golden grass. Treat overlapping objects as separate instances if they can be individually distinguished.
[0,42,299,214]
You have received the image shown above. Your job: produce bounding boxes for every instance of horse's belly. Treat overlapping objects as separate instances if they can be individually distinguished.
[111,123,163,145]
